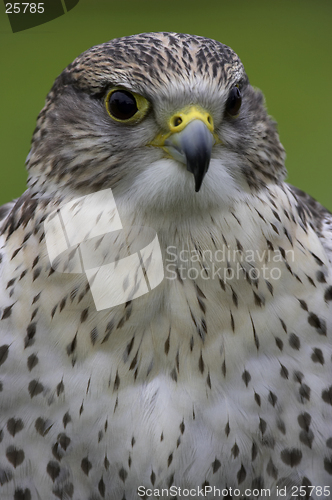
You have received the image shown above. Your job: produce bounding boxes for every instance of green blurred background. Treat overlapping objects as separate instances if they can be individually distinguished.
[0,0,331,209]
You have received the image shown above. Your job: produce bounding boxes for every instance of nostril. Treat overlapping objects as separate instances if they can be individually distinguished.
[207,115,212,125]
[172,116,183,127]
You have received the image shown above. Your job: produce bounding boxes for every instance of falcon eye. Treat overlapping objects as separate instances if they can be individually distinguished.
[225,86,242,117]
[107,90,138,120]
[105,88,150,123]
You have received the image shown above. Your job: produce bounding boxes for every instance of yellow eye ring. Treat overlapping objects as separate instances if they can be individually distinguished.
[105,88,150,123]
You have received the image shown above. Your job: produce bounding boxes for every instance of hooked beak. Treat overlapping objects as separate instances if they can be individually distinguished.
[165,120,214,192]
[150,106,217,192]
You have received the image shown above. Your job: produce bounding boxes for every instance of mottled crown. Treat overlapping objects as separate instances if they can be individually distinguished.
[53,32,247,96]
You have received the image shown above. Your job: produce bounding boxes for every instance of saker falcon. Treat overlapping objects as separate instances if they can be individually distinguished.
[0,32,331,500]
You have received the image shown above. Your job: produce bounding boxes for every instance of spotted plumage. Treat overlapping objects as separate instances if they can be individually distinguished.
[0,32,331,500]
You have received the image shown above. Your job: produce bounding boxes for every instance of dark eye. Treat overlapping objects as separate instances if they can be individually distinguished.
[107,90,138,120]
[225,87,242,117]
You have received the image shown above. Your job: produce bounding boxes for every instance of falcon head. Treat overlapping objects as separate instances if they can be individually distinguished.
[27,32,286,214]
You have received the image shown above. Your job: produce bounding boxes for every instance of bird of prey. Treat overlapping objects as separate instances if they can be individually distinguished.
[0,32,331,500]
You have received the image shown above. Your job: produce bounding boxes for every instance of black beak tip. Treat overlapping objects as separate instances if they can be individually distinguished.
[194,177,203,192]
[187,161,209,193]
[181,121,213,193]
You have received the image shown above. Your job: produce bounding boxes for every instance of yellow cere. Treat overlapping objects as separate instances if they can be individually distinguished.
[150,106,220,147]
